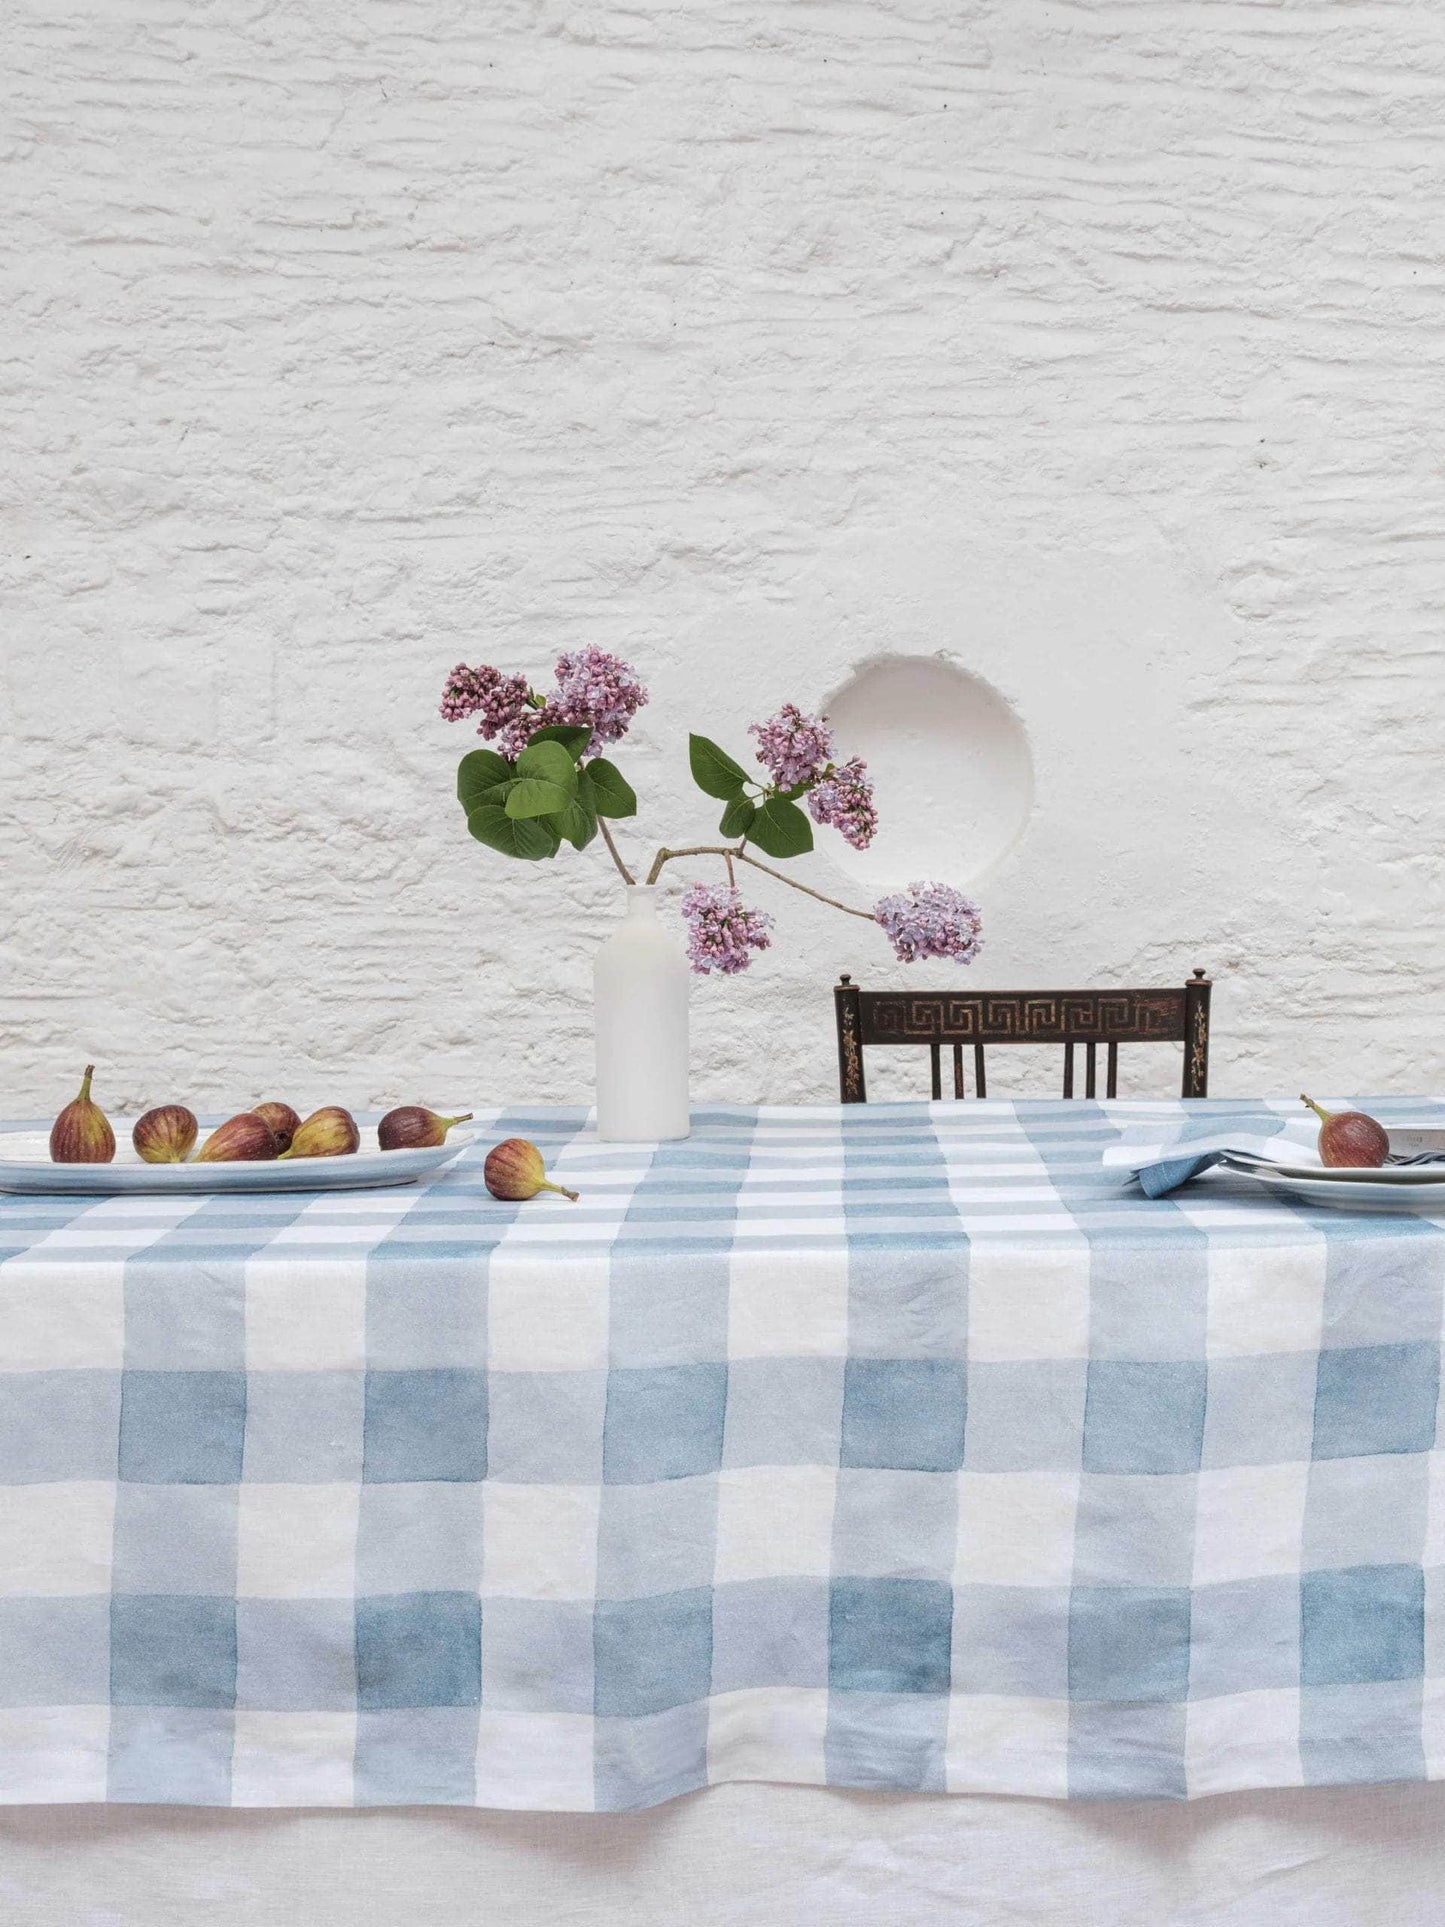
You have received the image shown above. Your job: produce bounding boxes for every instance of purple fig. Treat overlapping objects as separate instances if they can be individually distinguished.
[484,1137,578,1202]
[194,1113,279,1163]
[132,1105,198,1164]
[279,1107,360,1160]
[378,1105,474,1151]
[253,1101,301,1154]
[50,1066,116,1165]
[1301,1094,1389,1169]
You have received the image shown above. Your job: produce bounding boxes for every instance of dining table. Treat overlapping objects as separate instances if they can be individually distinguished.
[3,1094,1445,1920]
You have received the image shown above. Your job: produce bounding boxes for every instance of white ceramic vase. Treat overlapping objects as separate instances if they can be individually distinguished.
[593,885,691,1141]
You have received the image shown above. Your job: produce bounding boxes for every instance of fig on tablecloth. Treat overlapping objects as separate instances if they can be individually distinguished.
[252,1101,302,1154]
[279,1106,360,1159]
[194,1113,279,1162]
[484,1137,578,1202]
[49,1065,116,1164]
[377,1105,474,1150]
[1301,1094,1389,1169]
[132,1104,198,1164]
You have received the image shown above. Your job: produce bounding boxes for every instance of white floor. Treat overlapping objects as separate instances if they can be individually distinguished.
[1,1783,1442,1925]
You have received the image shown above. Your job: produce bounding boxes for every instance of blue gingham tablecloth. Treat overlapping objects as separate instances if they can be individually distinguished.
[3,1096,1445,1811]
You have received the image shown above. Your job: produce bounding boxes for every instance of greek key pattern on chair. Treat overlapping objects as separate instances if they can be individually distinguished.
[860,990,1187,1045]
[835,972,1212,1103]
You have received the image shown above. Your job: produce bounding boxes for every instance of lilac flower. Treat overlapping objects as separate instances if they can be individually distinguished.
[438,662,532,741]
[442,646,645,760]
[873,882,984,965]
[680,882,775,975]
[549,646,647,746]
[497,704,557,762]
[748,704,834,790]
[807,756,878,850]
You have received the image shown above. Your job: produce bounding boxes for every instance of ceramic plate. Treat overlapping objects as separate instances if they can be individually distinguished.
[1223,1156,1445,1185]
[1219,1156,1445,1214]
[0,1126,474,1196]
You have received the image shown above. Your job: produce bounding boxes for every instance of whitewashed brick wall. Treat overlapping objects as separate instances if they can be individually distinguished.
[4,0,1445,1119]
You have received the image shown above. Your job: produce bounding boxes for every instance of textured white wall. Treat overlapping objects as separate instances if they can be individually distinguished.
[4,0,1445,1119]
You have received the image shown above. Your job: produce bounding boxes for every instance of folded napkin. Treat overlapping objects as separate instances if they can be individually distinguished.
[1103,1113,1321,1199]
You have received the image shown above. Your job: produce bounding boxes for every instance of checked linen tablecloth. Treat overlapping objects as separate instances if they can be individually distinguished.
[2,1096,1445,1811]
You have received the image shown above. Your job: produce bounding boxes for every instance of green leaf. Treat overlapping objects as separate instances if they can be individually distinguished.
[466,804,560,860]
[515,739,579,791]
[505,776,573,819]
[748,795,814,859]
[689,734,750,801]
[526,723,593,761]
[582,757,637,819]
[470,778,517,812]
[457,749,514,815]
[719,796,756,838]
[555,794,599,850]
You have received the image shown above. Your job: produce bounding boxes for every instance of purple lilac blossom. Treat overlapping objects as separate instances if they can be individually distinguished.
[873,882,984,964]
[807,756,878,850]
[497,704,555,762]
[549,646,648,746]
[443,647,646,760]
[680,882,775,975]
[748,704,834,790]
[438,663,533,741]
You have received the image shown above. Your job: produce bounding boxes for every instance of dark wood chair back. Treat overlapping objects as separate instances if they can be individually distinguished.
[834,971,1211,1102]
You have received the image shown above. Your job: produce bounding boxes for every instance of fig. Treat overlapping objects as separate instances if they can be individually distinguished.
[279,1106,360,1160]
[377,1105,474,1151]
[132,1104,198,1164]
[252,1101,301,1154]
[194,1113,279,1163]
[1301,1094,1389,1169]
[50,1065,116,1165]
[483,1137,578,1202]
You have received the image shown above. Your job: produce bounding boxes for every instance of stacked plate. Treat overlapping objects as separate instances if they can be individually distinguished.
[1219,1131,1445,1212]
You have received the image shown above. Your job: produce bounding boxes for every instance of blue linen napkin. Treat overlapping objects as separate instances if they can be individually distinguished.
[1102,1113,1319,1198]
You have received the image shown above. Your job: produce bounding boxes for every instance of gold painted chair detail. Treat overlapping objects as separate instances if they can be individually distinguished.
[834,971,1212,1102]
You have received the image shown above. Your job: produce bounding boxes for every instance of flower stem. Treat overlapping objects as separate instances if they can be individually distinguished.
[598,817,636,886]
[645,844,875,922]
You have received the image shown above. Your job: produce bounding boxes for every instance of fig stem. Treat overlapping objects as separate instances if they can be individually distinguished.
[1301,1094,1331,1123]
[79,1065,95,1100]
[540,1180,580,1202]
[445,1113,475,1128]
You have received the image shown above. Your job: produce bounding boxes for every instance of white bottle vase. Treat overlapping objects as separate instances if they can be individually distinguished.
[594,885,691,1142]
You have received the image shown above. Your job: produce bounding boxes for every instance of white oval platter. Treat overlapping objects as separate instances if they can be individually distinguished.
[0,1126,475,1197]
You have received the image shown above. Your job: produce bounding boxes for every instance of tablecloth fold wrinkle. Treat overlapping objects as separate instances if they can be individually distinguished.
[0,1097,1442,1810]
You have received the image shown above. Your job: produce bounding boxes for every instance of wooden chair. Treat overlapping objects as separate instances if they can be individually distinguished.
[834,970,1211,1102]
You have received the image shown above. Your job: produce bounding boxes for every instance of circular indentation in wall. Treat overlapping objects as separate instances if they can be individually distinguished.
[821,655,1033,889]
